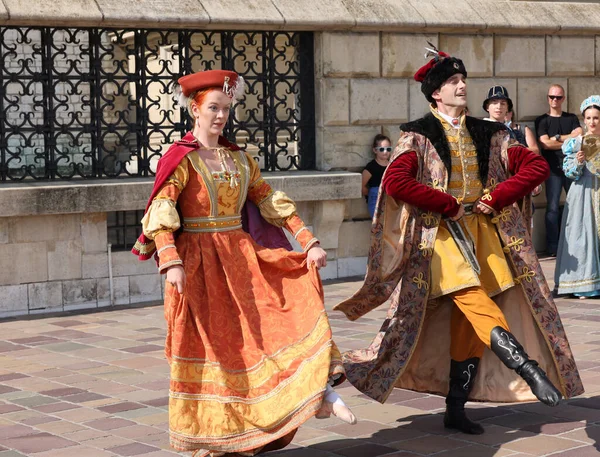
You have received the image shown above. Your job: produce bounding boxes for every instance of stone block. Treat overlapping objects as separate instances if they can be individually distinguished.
[0,219,7,244]
[517,78,568,122]
[382,33,438,78]
[597,36,600,76]
[199,0,284,29]
[47,240,83,281]
[274,0,354,30]
[129,274,162,304]
[547,36,595,77]
[408,80,431,122]
[337,256,368,278]
[312,200,346,250]
[28,281,62,311]
[9,214,80,243]
[404,0,485,31]
[0,180,152,218]
[82,253,109,279]
[317,126,382,171]
[281,172,362,201]
[97,276,129,307]
[0,242,48,286]
[295,202,314,226]
[319,78,349,126]
[350,79,408,125]
[494,36,545,77]
[82,213,108,253]
[467,0,559,33]
[465,78,517,120]
[111,250,158,277]
[567,78,598,118]
[3,0,100,25]
[96,0,209,26]
[439,34,493,77]
[319,33,380,77]
[62,279,97,309]
[344,0,425,30]
[382,125,401,146]
[346,198,371,220]
[337,220,373,258]
[0,284,28,316]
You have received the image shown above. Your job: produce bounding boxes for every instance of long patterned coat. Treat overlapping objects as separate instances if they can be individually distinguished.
[334,115,583,404]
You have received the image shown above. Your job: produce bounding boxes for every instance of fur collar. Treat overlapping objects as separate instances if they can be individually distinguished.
[400,113,507,184]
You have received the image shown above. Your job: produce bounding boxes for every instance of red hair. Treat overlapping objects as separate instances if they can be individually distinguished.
[186,87,220,117]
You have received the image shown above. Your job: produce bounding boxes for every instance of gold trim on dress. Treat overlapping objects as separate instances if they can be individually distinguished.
[183,215,243,233]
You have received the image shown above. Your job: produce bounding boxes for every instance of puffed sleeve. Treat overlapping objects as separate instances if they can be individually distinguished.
[245,153,319,252]
[562,136,584,181]
[141,156,189,273]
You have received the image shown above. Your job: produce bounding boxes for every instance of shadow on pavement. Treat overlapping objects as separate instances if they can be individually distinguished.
[266,396,600,456]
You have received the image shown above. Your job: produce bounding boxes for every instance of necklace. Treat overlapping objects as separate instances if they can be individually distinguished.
[194,136,239,188]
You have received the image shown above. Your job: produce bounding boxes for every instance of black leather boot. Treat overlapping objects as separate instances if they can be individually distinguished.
[490,326,562,407]
[444,357,485,435]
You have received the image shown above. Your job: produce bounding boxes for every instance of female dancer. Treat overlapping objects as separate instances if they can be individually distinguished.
[555,95,600,298]
[132,69,356,456]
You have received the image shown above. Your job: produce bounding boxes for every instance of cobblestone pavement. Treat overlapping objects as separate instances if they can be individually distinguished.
[1,257,600,456]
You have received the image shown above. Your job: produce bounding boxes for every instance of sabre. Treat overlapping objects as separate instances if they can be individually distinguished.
[444,216,481,275]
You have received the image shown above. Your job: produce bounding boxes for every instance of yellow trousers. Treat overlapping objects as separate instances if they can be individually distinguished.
[450,286,510,361]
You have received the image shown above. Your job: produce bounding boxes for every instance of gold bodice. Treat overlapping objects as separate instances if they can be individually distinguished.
[431,110,484,204]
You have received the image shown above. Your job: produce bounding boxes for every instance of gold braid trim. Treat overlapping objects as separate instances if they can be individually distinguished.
[502,236,525,253]
[514,266,536,285]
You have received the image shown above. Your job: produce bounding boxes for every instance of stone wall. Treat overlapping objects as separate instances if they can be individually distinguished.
[0,172,360,318]
[317,32,600,254]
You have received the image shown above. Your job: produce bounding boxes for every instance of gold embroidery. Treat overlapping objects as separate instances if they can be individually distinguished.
[427,179,445,191]
[412,272,429,290]
[421,211,436,225]
[514,266,536,284]
[502,236,525,253]
[488,178,498,191]
[491,208,511,224]
[418,241,433,257]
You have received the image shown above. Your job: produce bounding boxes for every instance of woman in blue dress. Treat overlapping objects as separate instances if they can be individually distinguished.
[555,95,600,298]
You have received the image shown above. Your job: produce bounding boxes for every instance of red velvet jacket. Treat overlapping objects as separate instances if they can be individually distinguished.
[383,114,549,217]
[383,145,549,217]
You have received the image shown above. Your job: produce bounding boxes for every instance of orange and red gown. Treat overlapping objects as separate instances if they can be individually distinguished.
[139,137,343,456]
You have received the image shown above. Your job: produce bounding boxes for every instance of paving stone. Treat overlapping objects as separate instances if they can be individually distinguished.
[108,442,160,455]
[2,432,76,454]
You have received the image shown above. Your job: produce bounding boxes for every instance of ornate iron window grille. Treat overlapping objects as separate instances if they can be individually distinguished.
[0,28,315,181]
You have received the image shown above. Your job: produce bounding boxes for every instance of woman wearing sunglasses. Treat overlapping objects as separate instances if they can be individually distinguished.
[362,134,392,218]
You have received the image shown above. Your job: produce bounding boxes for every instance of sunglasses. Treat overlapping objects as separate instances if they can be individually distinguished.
[377,147,392,152]
[548,95,564,100]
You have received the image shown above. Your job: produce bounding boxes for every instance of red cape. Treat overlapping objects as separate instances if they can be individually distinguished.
[131,132,291,261]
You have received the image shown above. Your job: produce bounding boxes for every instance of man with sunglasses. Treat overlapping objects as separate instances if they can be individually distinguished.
[535,85,582,257]
[335,49,582,437]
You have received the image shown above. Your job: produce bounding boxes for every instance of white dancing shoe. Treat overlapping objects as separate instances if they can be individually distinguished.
[316,399,357,424]
[315,385,357,424]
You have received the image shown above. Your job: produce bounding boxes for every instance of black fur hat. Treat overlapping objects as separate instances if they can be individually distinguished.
[415,54,467,103]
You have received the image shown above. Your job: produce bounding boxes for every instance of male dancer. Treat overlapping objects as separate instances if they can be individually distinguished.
[335,49,582,435]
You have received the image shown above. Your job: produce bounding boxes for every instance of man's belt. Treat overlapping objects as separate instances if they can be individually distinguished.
[444,216,481,275]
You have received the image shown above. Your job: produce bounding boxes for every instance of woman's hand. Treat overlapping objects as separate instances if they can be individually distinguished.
[166,265,186,294]
[307,245,327,269]
[576,150,585,164]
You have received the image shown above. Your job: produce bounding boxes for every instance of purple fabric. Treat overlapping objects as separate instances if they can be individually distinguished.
[241,200,293,251]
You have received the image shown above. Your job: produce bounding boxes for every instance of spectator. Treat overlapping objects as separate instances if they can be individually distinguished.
[535,84,583,256]
[362,134,391,218]
[555,95,600,298]
[482,86,540,231]
[506,109,540,155]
